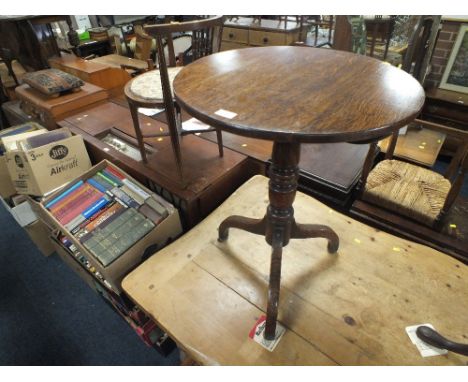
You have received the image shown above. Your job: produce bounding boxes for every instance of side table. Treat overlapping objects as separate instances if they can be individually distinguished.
[174,46,425,340]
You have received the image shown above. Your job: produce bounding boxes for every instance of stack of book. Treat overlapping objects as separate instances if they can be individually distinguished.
[46,165,169,268]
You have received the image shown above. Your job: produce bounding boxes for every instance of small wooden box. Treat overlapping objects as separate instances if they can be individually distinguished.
[14,82,108,130]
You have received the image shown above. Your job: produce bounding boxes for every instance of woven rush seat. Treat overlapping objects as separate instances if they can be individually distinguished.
[362,159,451,225]
[128,67,183,101]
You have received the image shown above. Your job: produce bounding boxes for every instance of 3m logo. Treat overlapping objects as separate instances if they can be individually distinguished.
[14,154,24,168]
[49,145,68,160]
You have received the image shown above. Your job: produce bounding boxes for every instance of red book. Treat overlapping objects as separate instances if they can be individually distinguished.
[52,184,96,218]
[57,192,104,225]
[105,165,126,180]
[50,183,88,213]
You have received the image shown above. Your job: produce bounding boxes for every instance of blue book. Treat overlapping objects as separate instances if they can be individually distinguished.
[45,180,84,209]
[82,197,110,219]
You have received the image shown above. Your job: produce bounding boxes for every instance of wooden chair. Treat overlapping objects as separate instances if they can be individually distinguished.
[307,16,334,47]
[124,16,224,185]
[132,25,154,61]
[364,16,397,59]
[358,120,468,230]
[402,16,441,85]
[111,34,124,56]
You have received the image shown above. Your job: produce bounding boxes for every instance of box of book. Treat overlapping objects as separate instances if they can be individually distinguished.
[5,127,92,196]
[38,159,183,293]
[0,122,46,198]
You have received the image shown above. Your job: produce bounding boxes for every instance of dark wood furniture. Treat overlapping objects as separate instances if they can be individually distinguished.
[307,15,334,47]
[124,16,225,185]
[75,39,111,58]
[14,82,108,130]
[57,101,253,229]
[364,16,397,59]
[0,16,79,71]
[173,46,425,340]
[402,16,441,85]
[423,89,468,155]
[424,88,468,129]
[201,128,374,208]
[361,120,467,227]
[221,17,302,51]
[352,119,468,263]
[378,124,446,167]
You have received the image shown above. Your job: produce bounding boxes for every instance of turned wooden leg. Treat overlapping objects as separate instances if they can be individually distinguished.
[218,216,266,242]
[291,222,339,253]
[262,142,300,339]
[128,101,148,163]
[264,231,284,340]
[217,141,341,340]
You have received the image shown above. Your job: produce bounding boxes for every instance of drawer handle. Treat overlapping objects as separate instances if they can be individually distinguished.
[263,37,269,44]
[229,33,234,39]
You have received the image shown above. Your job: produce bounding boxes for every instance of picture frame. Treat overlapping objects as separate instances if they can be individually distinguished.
[439,24,468,94]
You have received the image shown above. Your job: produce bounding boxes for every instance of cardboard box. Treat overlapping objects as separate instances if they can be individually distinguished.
[25,220,55,257]
[0,194,38,227]
[38,159,183,293]
[0,195,54,256]
[0,122,46,198]
[0,156,16,198]
[50,232,98,289]
[5,135,92,196]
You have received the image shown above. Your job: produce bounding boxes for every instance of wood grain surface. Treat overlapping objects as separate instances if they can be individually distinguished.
[122,175,468,365]
[174,46,425,143]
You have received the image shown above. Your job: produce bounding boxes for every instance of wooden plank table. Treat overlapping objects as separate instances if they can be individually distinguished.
[378,126,446,167]
[122,175,468,365]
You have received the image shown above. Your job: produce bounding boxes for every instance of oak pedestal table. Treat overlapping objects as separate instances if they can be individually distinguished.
[173,46,425,341]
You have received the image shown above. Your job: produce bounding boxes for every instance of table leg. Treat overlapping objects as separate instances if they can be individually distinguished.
[217,141,340,341]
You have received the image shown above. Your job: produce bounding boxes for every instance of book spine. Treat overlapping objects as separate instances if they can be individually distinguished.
[96,171,119,188]
[58,192,104,225]
[87,178,107,194]
[45,180,84,209]
[82,196,110,219]
[110,187,140,208]
[101,169,123,186]
[51,186,96,218]
[122,178,151,200]
[105,165,126,180]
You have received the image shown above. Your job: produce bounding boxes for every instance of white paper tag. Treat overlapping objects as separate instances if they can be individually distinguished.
[249,315,286,352]
[405,324,448,357]
[182,118,212,132]
[214,109,237,119]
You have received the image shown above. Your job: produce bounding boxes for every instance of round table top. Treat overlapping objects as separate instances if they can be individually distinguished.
[173,46,426,143]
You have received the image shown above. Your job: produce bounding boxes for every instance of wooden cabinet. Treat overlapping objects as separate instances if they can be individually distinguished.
[221,17,302,51]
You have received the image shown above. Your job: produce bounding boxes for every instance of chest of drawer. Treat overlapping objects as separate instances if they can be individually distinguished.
[220,41,249,51]
[222,27,249,44]
[249,30,288,46]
